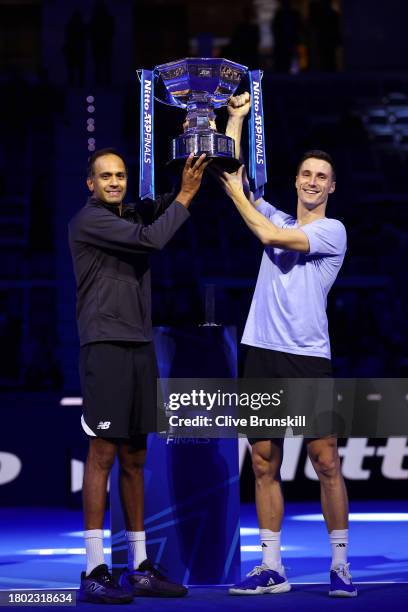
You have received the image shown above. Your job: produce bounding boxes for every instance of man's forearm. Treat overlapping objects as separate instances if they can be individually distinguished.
[230,189,279,245]
[226,116,245,160]
[175,189,194,208]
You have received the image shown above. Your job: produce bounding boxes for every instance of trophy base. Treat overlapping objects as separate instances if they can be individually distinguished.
[167,131,241,174]
[167,155,241,174]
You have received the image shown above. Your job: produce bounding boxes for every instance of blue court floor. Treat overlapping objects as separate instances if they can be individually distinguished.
[0,501,407,610]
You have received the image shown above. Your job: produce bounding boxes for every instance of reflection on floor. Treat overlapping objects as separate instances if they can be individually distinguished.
[0,501,407,610]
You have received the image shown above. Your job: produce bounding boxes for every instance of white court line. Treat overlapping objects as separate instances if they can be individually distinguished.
[188,581,408,587]
[0,587,75,592]
[290,513,408,522]
[60,397,82,406]
[0,579,72,588]
[241,545,303,552]
[1,582,406,590]
[290,581,407,585]
[240,527,259,535]
[21,548,110,555]
[64,530,111,537]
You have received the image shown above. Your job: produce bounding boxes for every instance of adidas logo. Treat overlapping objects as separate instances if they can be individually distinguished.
[267,578,275,586]
[261,543,268,547]
[97,421,111,430]
[336,543,346,547]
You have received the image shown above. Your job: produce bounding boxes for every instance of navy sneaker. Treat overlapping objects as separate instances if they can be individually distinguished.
[329,563,358,597]
[79,563,133,604]
[120,560,188,597]
[229,564,291,595]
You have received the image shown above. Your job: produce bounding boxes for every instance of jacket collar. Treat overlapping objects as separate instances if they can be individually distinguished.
[87,196,137,218]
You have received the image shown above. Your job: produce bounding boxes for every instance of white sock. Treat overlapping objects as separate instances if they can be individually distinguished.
[259,529,282,570]
[84,529,105,575]
[329,529,348,569]
[126,531,147,570]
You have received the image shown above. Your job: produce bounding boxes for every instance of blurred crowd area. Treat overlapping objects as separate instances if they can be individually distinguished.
[0,0,407,389]
[132,0,343,74]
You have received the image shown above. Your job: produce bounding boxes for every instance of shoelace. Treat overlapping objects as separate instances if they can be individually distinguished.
[335,563,352,581]
[144,562,167,580]
[246,564,287,578]
[247,565,265,576]
[98,571,117,587]
[246,565,266,577]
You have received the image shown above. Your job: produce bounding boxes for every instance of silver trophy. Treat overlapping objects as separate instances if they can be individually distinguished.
[155,57,248,172]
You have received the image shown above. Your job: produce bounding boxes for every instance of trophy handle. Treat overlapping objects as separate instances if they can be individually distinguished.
[137,69,187,109]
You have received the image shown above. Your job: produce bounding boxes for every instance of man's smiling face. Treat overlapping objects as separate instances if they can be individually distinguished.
[87,154,127,205]
[295,157,335,210]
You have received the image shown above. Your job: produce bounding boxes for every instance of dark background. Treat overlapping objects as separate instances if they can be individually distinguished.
[0,0,407,506]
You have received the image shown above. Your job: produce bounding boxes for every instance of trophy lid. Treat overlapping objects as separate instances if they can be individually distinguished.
[155,58,248,108]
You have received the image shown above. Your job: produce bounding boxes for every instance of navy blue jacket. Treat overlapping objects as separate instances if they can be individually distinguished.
[68,194,189,346]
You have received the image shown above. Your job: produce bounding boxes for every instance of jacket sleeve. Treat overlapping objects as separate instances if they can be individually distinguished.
[136,191,178,224]
[70,200,189,254]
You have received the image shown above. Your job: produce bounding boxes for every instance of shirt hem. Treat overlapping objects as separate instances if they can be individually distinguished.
[241,338,331,360]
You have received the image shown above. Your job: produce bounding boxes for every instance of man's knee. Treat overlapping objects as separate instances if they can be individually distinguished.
[88,438,117,472]
[308,443,340,479]
[252,443,282,481]
[118,446,146,477]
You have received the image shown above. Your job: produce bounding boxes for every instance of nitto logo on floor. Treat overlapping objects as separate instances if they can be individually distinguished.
[97,421,111,430]
[0,452,22,485]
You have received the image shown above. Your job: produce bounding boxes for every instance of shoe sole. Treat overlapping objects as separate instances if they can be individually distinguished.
[329,589,358,597]
[229,582,291,595]
[132,589,188,598]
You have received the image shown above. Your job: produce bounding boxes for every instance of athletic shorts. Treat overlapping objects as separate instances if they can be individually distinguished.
[79,341,158,440]
[243,346,333,442]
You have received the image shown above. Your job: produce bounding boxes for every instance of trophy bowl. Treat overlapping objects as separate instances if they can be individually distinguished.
[155,58,248,172]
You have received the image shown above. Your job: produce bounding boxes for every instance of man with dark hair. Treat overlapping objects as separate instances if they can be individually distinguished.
[296,149,336,181]
[69,149,209,603]
[86,147,128,178]
[216,98,356,598]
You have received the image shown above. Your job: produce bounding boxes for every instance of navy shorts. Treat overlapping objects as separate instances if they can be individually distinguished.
[243,346,333,442]
[79,341,158,440]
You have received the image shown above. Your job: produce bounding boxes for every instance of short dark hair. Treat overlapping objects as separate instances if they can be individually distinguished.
[87,148,128,178]
[296,149,336,181]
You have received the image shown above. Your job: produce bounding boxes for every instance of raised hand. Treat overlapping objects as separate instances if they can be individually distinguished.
[176,153,212,207]
[209,164,246,201]
[227,92,251,119]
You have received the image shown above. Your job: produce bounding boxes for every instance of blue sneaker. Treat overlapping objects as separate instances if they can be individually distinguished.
[229,564,291,595]
[79,563,133,604]
[329,563,358,597]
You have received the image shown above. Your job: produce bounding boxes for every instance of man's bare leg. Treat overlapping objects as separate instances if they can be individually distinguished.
[251,439,286,572]
[228,438,290,593]
[118,441,146,532]
[307,436,352,578]
[83,437,118,529]
[82,437,117,575]
[307,437,348,531]
[118,438,147,569]
[252,439,284,531]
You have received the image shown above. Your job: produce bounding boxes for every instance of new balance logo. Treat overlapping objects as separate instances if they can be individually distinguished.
[89,582,104,592]
[97,421,111,430]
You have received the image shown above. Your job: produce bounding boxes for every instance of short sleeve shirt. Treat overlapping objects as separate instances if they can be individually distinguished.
[241,199,347,359]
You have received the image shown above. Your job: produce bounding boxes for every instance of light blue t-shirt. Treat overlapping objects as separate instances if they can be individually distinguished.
[242,199,347,359]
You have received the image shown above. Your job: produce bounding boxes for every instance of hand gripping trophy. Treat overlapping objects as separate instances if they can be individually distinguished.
[138,57,267,201]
